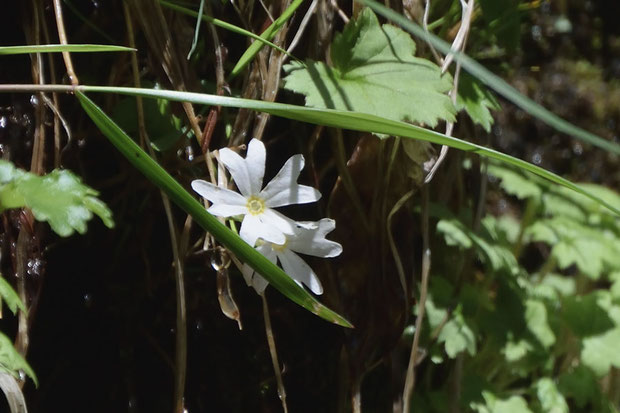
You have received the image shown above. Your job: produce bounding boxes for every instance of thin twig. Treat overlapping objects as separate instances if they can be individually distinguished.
[402,186,432,413]
[285,0,319,57]
[330,0,350,23]
[424,0,475,184]
[52,0,79,85]
[261,294,289,413]
[28,0,46,176]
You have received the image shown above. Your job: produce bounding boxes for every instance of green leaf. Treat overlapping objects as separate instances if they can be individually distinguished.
[527,217,620,279]
[0,44,134,55]
[538,274,576,298]
[0,276,25,316]
[562,293,615,338]
[76,92,352,328]
[356,0,620,156]
[535,377,569,413]
[0,332,37,387]
[283,8,455,129]
[436,217,519,275]
[488,163,542,200]
[0,160,114,237]
[581,327,620,377]
[438,307,477,357]
[457,73,500,132]
[472,392,533,413]
[558,365,599,408]
[525,299,555,348]
[502,338,532,362]
[437,219,473,249]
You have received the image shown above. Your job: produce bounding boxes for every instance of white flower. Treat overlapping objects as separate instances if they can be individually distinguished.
[242,218,342,295]
[191,139,321,246]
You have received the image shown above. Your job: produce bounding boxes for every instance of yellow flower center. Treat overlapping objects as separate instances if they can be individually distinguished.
[246,196,265,215]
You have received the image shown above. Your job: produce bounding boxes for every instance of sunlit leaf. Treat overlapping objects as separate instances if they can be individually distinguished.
[0,160,114,237]
[581,327,620,377]
[472,391,533,413]
[438,307,477,358]
[283,8,455,129]
[527,217,620,279]
[525,299,555,349]
[535,377,569,413]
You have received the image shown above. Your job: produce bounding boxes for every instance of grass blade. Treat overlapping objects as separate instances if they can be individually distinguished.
[75,85,620,217]
[75,91,353,328]
[229,0,305,78]
[355,0,620,156]
[0,44,134,54]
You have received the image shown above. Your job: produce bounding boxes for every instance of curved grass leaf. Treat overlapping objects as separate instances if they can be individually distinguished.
[73,85,620,216]
[76,92,352,328]
[355,0,620,156]
[0,44,134,55]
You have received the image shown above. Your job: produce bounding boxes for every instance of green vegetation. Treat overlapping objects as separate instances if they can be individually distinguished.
[0,0,619,411]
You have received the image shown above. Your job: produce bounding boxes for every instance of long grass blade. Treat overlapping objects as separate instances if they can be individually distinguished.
[0,44,134,54]
[75,91,353,328]
[75,85,620,217]
[355,0,620,155]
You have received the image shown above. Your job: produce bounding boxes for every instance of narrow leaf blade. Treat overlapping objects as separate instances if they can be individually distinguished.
[76,91,352,328]
[0,44,134,55]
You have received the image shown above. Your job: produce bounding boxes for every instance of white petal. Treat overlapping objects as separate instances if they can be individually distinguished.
[241,244,276,294]
[207,204,247,217]
[288,218,343,258]
[240,214,285,246]
[252,275,269,295]
[241,263,254,287]
[245,139,266,194]
[219,141,265,197]
[261,155,322,207]
[191,180,247,206]
[260,208,299,235]
[278,250,323,295]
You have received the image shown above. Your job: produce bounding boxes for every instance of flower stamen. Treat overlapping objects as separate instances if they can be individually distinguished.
[246,196,266,215]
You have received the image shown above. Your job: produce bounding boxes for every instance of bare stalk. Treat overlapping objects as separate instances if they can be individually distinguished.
[52,0,79,85]
[261,294,289,413]
[402,186,432,413]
